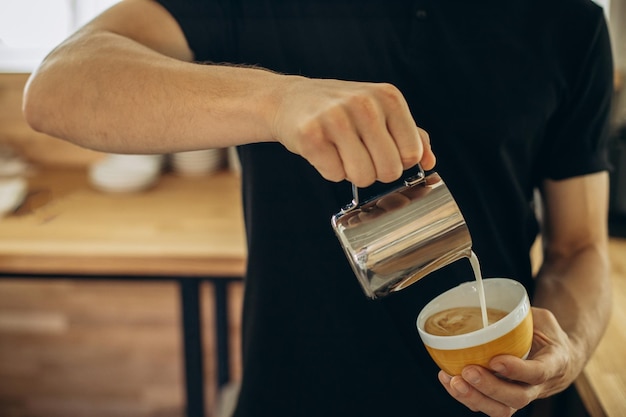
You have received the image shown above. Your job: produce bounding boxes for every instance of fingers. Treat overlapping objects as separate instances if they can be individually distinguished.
[418,127,437,171]
[365,83,420,174]
[489,308,571,389]
[323,108,377,186]
[436,306,580,416]
[351,113,404,184]
[276,78,435,187]
[439,369,531,417]
[293,119,346,183]
[489,354,555,388]
[340,83,415,186]
[364,83,438,176]
[286,95,385,187]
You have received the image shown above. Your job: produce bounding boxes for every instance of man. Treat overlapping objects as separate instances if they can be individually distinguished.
[23,1,613,416]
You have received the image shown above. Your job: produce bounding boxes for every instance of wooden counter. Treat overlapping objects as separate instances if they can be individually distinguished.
[575,237,626,417]
[0,167,246,277]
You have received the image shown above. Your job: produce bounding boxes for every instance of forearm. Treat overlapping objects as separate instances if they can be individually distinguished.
[23,30,285,154]
[22,0,435,187]
[533,242,612,373]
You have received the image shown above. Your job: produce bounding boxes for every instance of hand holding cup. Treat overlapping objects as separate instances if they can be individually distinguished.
[416,278,533,376]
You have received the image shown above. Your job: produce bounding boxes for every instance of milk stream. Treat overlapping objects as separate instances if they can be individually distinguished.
[468,251,489,328]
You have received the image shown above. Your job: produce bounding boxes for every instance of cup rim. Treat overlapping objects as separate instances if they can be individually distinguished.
[416,278,530,350]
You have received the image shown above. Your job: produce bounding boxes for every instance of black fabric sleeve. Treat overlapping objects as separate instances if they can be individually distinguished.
[153,0,235,63]
[539,6,614,181]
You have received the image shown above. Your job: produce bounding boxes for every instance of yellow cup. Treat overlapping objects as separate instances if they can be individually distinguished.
[416,278,533,376]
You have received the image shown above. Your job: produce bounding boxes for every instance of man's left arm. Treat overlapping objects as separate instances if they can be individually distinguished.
[531,170,613,390]
[438,171,612,417]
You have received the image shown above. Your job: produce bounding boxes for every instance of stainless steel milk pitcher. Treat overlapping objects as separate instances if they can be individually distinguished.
[331,166,472,299]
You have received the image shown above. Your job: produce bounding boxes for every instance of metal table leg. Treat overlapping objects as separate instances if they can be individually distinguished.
[214,279,230,388]
[179,279,206,417]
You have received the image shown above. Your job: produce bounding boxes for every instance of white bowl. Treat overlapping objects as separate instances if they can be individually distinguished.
[88,154,163,193]
[0,177,28,217]
[171,149,224,176]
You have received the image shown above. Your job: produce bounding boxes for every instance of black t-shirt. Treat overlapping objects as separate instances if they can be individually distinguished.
[154,1,613,416]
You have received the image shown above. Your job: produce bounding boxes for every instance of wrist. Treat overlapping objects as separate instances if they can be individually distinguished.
[266,73,308,143]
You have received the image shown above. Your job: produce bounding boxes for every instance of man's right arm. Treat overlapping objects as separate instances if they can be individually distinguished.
[23,0,435,187]
[23,0,285,155]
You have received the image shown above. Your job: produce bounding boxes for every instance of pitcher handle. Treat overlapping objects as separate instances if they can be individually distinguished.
[340,164,426,214]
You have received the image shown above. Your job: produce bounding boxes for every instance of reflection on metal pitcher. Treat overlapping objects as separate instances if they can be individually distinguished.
[332,169,472,299]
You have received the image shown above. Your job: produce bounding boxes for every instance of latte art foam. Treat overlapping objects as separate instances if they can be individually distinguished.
[424,307,508,336]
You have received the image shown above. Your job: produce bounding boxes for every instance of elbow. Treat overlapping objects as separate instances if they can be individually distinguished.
[22,69,68,138]
[22,75,50,134]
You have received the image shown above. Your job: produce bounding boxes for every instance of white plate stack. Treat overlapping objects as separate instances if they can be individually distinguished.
[88,154,164,193]
[227,146,241,176]
[171,149,225,176]
[0,144,30,216]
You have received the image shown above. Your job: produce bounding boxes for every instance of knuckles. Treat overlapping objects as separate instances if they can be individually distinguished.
[374,82,404,105]
[287,82,412,187]
[376,165,403,184]
[350,173,377,188]
[294,118,326,155]
[400,152,420,169]
[344,93,380,126]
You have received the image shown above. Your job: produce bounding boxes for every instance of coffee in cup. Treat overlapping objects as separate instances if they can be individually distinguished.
[424,306,508,336]
[416,278,532,376]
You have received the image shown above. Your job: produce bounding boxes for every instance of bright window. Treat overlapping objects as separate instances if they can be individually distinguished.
[0,0,120,72]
